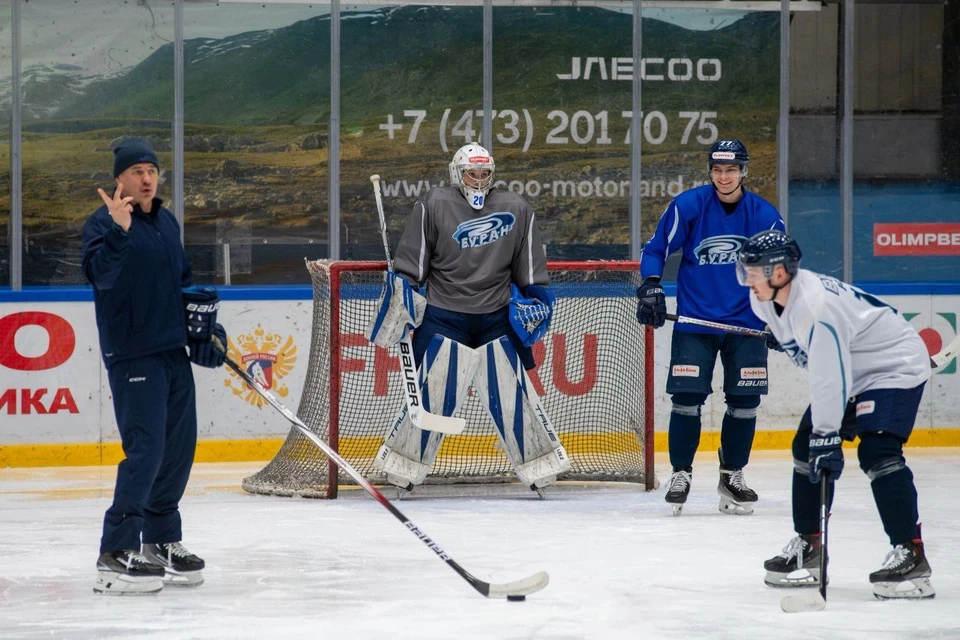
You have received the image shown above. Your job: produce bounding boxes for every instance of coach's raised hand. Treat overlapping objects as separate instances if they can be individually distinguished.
[97,184,134,232]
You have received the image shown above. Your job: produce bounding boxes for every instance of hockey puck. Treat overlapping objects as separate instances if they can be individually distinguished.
[506,595,526,602]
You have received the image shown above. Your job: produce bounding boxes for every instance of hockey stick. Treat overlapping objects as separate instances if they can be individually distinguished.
[781,470,830,613]
[931,332,960,370]
[665,313,770,338]
[669,312,960,369]
[370,174,466,435]
[215,339,549,599]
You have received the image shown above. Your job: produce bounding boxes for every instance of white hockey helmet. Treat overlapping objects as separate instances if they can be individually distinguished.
[449,143,495,210]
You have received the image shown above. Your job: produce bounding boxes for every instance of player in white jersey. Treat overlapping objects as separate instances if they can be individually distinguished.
[736,229,934,600]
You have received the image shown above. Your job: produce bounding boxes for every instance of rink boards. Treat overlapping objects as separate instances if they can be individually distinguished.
[1,289,959,466]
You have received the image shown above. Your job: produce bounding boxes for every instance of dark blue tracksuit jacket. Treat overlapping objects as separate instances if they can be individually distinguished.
[81,199,192,365]
[82,199,199,552]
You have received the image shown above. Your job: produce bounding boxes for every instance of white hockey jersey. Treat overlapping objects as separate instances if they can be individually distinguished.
[749,269,930,436]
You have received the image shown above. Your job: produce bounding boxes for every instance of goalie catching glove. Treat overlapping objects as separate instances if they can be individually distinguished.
[509,284,555,347]
[183,285,221,342]
[367,271,427,348]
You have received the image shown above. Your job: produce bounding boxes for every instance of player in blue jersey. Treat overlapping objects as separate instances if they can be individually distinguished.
[637,140,785,516]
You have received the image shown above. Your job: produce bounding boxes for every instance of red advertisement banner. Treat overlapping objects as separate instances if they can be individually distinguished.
[874,223,960,256]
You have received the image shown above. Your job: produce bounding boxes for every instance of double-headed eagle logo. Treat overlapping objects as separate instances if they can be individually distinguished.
[224,324,298,406]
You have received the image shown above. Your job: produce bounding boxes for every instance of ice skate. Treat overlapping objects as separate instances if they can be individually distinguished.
[142,541,205,587]
[717,467,758,515]
[870,540,935,600]
[763,534,822,588]
[664,470,692,516]
[717,450,758,515]
[93,550,164,595]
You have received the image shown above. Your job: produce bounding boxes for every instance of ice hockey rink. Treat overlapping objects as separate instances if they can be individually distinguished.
[1,449,958,639]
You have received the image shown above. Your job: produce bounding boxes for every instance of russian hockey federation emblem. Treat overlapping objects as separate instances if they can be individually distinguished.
[225,324,298,407]
[693,235,747,266]
[452,212,515,249]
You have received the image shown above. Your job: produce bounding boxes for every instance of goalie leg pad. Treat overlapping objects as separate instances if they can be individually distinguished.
[473,337,571,489]
[374,335,481,487]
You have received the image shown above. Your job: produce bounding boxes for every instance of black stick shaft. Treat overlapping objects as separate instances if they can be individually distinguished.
[819,471,830,602]
[665,313,770,338]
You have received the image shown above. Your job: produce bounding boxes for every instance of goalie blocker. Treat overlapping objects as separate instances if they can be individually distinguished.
[375,335,571,493]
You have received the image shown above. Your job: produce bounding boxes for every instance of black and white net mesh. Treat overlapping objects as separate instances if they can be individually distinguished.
[241,260,653,498]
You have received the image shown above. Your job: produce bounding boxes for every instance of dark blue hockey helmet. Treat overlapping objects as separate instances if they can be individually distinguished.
[736,230,802,285]
[707,140,749,173]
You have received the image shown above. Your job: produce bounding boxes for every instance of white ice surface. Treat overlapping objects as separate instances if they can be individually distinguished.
[1,449,958,639]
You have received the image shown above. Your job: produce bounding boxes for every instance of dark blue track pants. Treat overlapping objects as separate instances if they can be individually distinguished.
[100,348,197,553]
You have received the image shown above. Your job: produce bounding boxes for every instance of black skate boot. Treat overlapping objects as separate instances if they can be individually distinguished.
[869,540,935,600]
[142,541,206,587]
[664,469,692,516]
[94,550,165,595]
[764,534,823,588]
[718,450,758,515]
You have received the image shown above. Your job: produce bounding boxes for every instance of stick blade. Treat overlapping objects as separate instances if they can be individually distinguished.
[931,333,960,369]
[780,592,826,613]
[418,412,466,435]
[485,571,550,598]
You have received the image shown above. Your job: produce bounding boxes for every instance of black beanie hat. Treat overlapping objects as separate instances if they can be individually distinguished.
[113,138,159,178]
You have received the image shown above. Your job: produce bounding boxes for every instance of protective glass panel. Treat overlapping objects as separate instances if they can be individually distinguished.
[337,4,483,262]
[183,2,331,285]
[788,3,843,277]
[20,0,174,285]
[0,1,10,287]
[851,3,955,283]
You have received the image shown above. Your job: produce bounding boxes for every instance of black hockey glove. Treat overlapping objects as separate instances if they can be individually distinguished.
[189,323,226,369]
[636,277,667,328]
[809,431,843,482]
[765,327,784,352]
[183,285,220,342]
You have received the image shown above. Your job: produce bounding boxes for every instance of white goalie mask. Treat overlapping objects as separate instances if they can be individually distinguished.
[449,143,495,210]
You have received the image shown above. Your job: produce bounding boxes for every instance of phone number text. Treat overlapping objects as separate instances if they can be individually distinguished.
[379,109,719,153]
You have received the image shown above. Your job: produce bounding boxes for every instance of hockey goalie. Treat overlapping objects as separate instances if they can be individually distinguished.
[366,143,570,496]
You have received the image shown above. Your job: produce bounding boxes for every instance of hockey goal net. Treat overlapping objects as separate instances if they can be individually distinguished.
[242,260,655,498]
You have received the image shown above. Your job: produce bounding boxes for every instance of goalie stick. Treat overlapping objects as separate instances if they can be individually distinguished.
[781,470,830,613]
[370,173,466,435]
[214,338,549,599]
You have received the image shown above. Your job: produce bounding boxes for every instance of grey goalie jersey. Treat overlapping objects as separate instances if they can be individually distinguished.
[749,269,930,436]
[393,186,549,314]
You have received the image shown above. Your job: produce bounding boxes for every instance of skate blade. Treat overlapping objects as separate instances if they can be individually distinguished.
[764,569,821,588]
[671,504,683,516]
[162,570,204,587]
[718,496,755,516]
[781,591,825,613]
[873,577,935,600]
[94,571,163,595]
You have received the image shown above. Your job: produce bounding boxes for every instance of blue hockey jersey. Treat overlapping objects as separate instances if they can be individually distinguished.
[640,185,785,333]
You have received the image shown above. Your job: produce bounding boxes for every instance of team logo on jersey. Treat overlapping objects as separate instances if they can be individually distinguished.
[818,276,842,296]
[224,324,298,407]
[693,235,747,266]
[452,212,515,249]
[781,339,808,370]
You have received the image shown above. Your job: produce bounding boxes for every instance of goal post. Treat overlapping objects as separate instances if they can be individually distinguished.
[242,259,656,498]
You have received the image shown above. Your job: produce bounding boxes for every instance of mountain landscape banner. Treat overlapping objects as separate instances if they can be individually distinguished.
[3,3,779,284]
